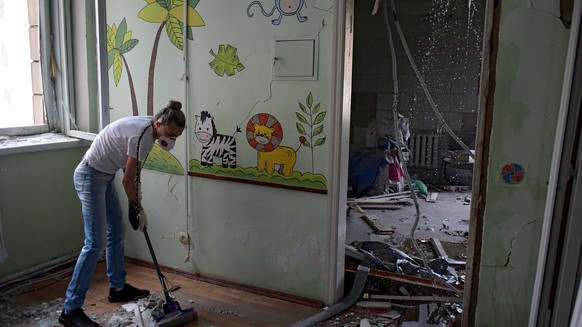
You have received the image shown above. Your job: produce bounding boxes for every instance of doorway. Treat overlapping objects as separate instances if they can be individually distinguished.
[342,0,487,324]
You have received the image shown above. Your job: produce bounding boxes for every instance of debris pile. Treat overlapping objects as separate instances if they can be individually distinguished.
[0,298,65,326]
[341,239,465,327]
[315,311,399,327]
[343,183,470,327]
[0,297,138,326]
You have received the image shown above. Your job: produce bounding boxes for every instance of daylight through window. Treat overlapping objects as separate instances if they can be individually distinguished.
[0,0,44,129]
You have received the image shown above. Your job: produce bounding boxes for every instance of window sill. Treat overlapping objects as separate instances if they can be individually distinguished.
[0,133,90,155]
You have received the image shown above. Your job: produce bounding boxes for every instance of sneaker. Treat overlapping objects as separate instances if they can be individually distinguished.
[108,283,150,303]
[58,308,99,327]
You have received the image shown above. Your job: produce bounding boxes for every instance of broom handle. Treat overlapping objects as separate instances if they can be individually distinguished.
[143,228,172,302]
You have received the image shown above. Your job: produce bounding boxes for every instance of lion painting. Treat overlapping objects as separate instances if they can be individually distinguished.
[253,123,297,176]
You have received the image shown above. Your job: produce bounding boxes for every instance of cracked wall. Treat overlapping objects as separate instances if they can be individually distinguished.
[475,0,570,325]
[108,0,336,302]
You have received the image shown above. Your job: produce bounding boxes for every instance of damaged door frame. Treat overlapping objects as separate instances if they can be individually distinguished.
[325,0,355,305]
[461,0,496,325]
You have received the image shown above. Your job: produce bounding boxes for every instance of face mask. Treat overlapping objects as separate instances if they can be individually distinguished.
[157,135,176,151]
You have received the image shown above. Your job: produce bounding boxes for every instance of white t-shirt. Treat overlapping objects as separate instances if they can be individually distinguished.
[84,116,155,174]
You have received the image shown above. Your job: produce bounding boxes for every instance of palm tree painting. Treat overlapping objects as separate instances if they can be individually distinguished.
[107,18,140,116]
[138,0,206,115]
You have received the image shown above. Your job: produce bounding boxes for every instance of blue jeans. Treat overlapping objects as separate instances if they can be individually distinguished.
[64,160,126,311]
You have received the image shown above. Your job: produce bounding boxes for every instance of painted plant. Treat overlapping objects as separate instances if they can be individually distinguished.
[296,92,326,173]
[138,0,206,115]
[209,44,245,77]
[189,109,328,192]
[107,18,140,116]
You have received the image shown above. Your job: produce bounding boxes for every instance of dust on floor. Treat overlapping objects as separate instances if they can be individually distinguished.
[0,297,137,326]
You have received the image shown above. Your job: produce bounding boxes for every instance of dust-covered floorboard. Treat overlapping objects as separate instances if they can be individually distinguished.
[1,260,322,326]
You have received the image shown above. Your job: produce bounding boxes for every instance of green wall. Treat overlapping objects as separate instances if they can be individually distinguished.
[474,1,570,325]
[0,146,89,278]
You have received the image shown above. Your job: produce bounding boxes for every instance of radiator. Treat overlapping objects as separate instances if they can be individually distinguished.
[407,133,442,169]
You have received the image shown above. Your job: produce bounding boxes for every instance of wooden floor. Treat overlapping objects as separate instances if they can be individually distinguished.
[7,260,322,326]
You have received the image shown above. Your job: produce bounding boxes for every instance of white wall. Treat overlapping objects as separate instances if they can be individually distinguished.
[106,0,337,301]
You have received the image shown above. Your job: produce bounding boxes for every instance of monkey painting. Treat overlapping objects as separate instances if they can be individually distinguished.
[247,0,308,25]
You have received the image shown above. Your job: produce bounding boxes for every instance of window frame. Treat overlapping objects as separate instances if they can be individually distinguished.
[1,0,108,143]
[56,0,109,141]
[0,0,48,135]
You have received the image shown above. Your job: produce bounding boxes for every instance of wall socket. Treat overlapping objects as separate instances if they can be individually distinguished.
[178,231,189,245]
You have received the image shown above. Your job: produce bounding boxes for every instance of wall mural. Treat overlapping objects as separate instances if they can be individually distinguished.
[137,0,206,116]
[209,45,245,77]
[107,18,140,116]
[246,0,308,25]
[107,1,327,193]
[189,93,328,194]
[107,0,206,176]
[296,92,327,173]
[248,113,298,176]
[194,111,239,168]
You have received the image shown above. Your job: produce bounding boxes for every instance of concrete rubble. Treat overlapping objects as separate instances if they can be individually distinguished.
[342,184,469,327]
[0,297,136,326]
[343,240,464,326]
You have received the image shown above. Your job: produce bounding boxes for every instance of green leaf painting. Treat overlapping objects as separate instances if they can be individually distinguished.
[107,18,140,116]
[296,92,327,173]
[138,0,205,50]
[209,44,245,77]
[107,18,139,86]
[143,144,184,175]
[138,0,206,115]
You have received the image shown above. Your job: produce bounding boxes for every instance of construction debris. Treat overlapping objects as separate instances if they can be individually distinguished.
[399,303,462,326]
[346,241,463,290]
[348,203,366,214]
[361,214,395,234]
[0,297,136,326]
[342,238,465,327]
[362,294,463,303]
[315,311,398,327]
[441,185,471,192]
[345,181,469,325]
[426,192,438,203]
[348,191,413,202]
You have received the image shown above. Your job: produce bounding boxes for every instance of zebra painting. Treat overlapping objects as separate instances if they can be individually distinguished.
[195,111,237,168]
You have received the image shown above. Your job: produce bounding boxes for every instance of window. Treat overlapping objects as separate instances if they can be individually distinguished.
[0,0,46,133]
[0,0,106,143]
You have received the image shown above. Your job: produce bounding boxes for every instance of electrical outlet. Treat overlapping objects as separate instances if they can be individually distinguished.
[178,231,189,245]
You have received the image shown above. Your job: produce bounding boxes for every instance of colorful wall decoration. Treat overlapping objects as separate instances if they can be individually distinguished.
[107,0,329,192]
[189,92,328,194]
[246,0,308,25]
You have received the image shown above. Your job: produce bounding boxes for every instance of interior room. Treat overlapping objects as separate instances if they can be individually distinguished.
[346,0,482,251]
[1,0,581,326]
